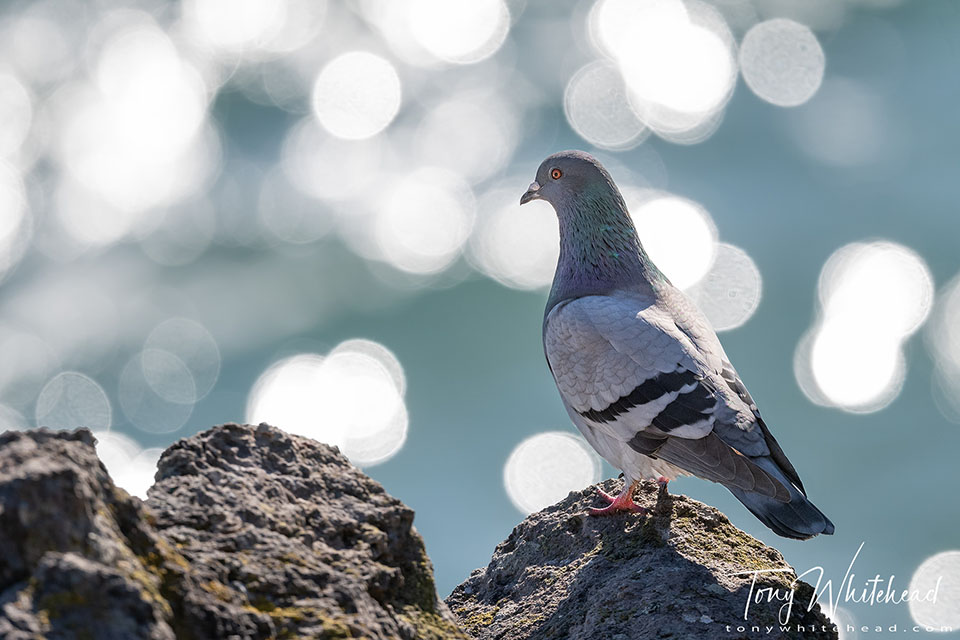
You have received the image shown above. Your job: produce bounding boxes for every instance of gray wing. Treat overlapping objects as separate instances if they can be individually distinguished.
[544,290,790,501]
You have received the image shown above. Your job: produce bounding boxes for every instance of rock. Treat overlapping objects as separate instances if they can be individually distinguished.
[0,424,466,640]
[147,422,465,639]
[0,428,178,640]
[1,423,838,640]
[447,479,837,640]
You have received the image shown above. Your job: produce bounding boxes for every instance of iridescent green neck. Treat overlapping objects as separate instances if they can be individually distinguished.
[546,188,665,311]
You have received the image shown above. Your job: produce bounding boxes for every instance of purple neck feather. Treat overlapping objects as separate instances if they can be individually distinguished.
[546,189,663,312]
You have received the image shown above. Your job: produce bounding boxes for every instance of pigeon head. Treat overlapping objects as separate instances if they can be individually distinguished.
[524,151,665,307]
[520,150,625,213]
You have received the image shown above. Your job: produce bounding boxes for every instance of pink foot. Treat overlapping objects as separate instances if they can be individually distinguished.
[595,488,618,504]
[588,482,647,516]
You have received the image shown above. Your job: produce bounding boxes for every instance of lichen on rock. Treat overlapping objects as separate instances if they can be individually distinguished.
[0,428,180,639]
[0,424,466,640]
[446,478,838,640]
[146,422,466,640]
[1,423,837,640]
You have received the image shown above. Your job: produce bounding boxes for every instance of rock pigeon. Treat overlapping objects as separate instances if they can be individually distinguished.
[521,150,834,540]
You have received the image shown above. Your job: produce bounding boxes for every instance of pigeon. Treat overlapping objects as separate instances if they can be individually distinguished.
[521,150,834,540]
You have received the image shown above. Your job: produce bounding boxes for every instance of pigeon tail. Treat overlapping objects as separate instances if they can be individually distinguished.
[728,457,835,540]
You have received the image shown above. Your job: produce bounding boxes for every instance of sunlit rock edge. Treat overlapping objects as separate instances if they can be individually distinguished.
[447,478,837,640]
[0,423,833,640]
[0,423,465,640]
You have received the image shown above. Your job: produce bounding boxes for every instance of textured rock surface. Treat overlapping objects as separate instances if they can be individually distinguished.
[147,422,464,639]
[447,479,838,640]
[0,424,466,640]
[1,423,838,640]
[0,428,180,640]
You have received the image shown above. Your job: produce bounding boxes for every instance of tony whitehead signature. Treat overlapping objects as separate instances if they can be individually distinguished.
[729,542,942,624]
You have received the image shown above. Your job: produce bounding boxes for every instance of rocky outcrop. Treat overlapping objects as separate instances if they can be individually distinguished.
[0,428,180,639]
[0,424,466,640]
[447,479,837,640]
[0,423,836,640]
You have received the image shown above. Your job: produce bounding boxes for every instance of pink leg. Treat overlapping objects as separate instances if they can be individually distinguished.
[589,480,647,516]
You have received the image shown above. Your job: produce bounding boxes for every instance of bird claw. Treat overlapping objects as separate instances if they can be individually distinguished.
[589,502,648,516]
[595,488,618,504]
[588,483,647,516]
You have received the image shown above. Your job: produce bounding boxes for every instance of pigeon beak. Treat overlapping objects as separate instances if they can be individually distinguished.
[520,181,541,205]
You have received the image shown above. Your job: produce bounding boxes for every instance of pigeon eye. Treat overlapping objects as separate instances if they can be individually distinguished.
[551,168,563,180]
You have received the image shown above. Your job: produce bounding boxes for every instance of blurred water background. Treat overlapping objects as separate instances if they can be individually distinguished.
[1,0,959,634]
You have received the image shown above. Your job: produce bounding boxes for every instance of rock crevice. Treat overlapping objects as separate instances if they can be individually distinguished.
[446,480,837,640]
[0,424,835,639]
[0,424,464,640]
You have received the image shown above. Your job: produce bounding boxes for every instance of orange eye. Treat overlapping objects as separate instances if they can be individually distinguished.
[550,168,563,180]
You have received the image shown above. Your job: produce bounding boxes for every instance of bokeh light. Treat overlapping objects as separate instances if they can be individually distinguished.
[926,274,960,423]
[0,71,33,159]
[564,60,648,150]
[311,51,402,141]
[829,606,859,640]
[739,19,825,107]
[931,366,960,425]
[592,0,737,141]
[119,349,196,434]
[246,353,327,438]
[809,319,906,412]
[181,0,300,56]
[258,168,334,245]
[909,551,960,631]
[406,0,510,64]
[796,241,933,413]
[372,168,476,275]
[626,191,718,290]
[330,338,407,396]
[138,348,197,406]
[415,92,518,184]
[649,101,727,146]
[0,403,29,431]
[246,339,408,466]
[52,17,216,248]
[357,1,433,68]
[469,184,559,290]
[0,329,60,412]
[1,6,79,87]
[686,242,762,332]
[928,277,960,363]
[818,241,933,338]
[145,317,221,401]
[94,430,161,499]
[504,431,602,514]
[7,267,120,370]
[35,371,112,430]
[0,161,30,279]
[282,118,386,203]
